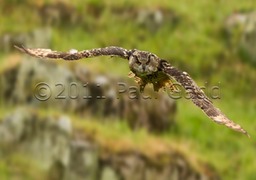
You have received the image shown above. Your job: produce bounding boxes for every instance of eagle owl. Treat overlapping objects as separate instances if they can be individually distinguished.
[15,45,249,137]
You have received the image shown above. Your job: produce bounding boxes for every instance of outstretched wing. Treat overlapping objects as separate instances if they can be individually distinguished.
[160,60,249,137]
[14,45,131,60]
[15,45,249,137]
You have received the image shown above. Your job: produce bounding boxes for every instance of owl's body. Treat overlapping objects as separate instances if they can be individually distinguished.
[15,45,249,137]
[128,49,175,92]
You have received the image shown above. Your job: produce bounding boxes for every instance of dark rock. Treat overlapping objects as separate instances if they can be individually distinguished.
[136,8,179,33]
[39,2,80,26]
[224,11,256,65]
[239,12,256,64]
[75,65,177,133]
[65,140,99,180]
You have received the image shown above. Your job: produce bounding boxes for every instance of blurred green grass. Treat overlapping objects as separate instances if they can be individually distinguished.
[1,0,256,179]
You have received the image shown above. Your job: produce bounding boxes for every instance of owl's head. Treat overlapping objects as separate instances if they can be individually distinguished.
[129,50,159,76]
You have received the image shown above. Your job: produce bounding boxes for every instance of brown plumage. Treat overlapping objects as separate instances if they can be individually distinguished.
[14,45,250,137]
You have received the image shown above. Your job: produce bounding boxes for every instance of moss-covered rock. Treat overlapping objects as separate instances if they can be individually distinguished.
[224,11,256,65]
[0,108,220,180]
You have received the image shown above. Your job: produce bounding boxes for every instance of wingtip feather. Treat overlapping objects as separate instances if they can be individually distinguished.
[244,131,250,138]
[14,45,26,52]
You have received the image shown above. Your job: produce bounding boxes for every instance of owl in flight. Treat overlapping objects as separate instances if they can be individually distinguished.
[15,45,249,137]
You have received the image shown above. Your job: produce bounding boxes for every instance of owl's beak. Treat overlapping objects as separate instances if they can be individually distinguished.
[142,65,146,72]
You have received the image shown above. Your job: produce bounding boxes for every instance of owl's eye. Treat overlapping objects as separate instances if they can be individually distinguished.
[146,54,154,65]
[149,54,155,60]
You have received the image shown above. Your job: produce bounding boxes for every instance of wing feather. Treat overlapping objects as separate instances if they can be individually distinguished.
[15,45,249,137]
[160,60,249,137]
[14,45,131,60]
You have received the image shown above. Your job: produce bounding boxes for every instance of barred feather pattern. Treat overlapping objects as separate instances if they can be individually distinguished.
[14,45,131,60]
[160,60,249,137]
[15,45,249,137]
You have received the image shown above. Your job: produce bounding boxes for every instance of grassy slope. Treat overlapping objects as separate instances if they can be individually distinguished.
[1,0,256,179]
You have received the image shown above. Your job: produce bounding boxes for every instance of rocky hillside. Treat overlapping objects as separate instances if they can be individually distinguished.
[0,108,219,180]
[1,1,255,179]
[0,55,176,133]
